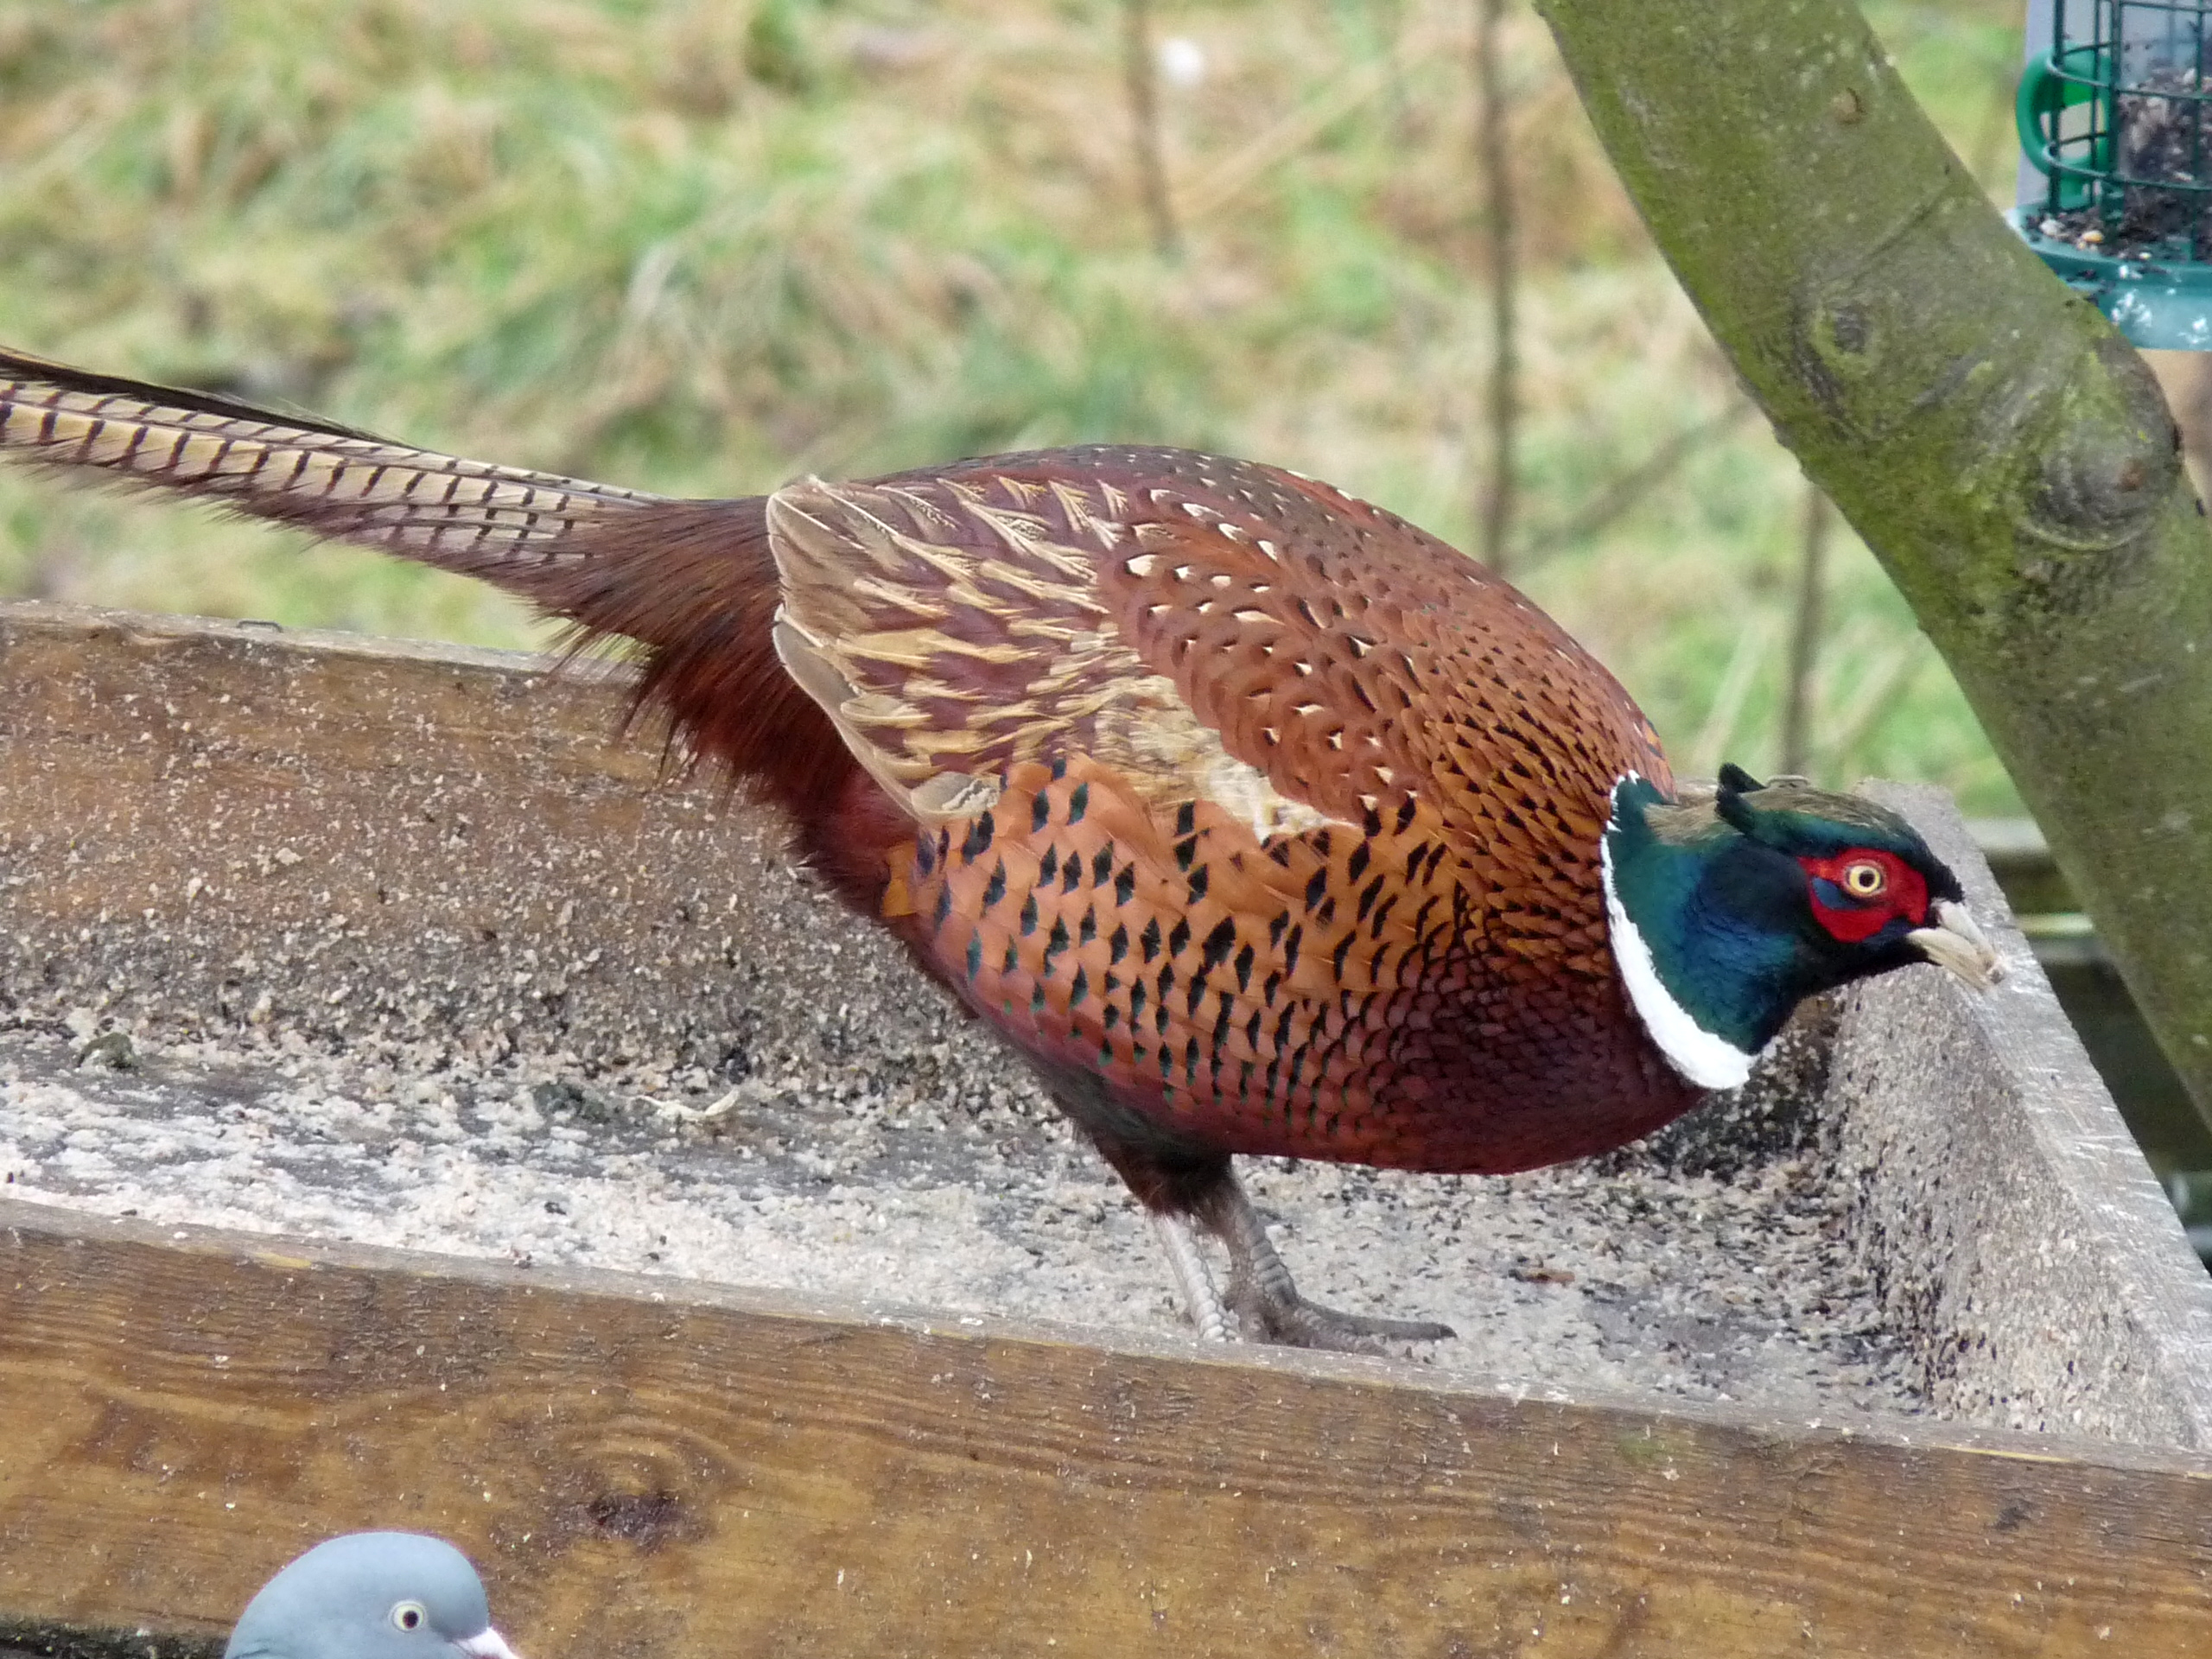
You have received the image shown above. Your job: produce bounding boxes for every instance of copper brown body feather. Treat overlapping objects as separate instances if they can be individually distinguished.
[777,449,1694,1173]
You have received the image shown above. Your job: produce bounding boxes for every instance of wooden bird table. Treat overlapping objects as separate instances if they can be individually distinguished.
[0,601,2208,1659]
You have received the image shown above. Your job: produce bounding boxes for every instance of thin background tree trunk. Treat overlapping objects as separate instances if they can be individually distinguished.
[1122,0,1180,257]
[1474,0,1518,573]
[1537,0,2212,1128]
[1781,483,1833,779]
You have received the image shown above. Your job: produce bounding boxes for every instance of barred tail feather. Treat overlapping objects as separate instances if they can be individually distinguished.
[0,347,665,595]
[0,345,866,864]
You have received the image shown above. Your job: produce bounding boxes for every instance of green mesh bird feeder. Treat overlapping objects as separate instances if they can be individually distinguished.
[2015,0,2212,347]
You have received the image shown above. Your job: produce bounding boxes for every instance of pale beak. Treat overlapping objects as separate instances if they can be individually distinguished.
[1905,898,2007,989]
[458,1630,521,1659]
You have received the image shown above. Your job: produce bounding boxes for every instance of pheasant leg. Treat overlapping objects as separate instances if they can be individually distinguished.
[1149,1213,1231,1343]
[1192,1173,1457,1352]
[1084,1122,1453,1350]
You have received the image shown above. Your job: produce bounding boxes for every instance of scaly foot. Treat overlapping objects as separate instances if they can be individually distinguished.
[1205,1181,1454,1351]
[1151,1169,1454,1352]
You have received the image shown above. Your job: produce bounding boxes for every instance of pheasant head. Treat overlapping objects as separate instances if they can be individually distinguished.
[1602,762,2005,1089]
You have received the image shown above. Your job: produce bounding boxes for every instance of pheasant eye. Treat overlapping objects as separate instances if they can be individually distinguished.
[1840,860,1886,899]
[391,1603,428,1634]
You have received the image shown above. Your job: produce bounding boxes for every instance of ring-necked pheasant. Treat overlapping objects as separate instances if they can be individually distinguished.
[0,348,2004,1349]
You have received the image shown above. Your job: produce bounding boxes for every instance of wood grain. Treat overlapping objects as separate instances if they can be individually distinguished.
[2,1199,2208,1659]
[5,605,2212,1656]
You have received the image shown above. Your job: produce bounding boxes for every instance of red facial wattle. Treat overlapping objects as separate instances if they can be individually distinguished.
[1799,849,1929,944]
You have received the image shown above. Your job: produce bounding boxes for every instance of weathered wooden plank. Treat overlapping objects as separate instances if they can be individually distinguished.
[1962,817,2212,1183]
[8,601,2212,1654]
[2,1200,2209,1659]
[1833,785,2212,1446]
[0,600,957,1077]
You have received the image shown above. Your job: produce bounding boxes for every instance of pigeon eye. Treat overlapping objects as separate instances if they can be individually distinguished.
[1840,860,1886,899]
[391,1603,428,1634]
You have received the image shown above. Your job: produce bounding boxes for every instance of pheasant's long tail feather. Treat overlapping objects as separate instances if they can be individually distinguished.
[0,346,864,862]
[0,347,667,599]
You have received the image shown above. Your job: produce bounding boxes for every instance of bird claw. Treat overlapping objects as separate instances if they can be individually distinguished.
[1228,1281,1456,1353]
[1140,1166,1459,1352]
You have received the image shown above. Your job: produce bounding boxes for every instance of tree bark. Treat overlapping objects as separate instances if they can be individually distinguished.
[1535,1,2212,1127]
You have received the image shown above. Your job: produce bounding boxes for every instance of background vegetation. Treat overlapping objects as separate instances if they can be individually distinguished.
[0,0,2036,810]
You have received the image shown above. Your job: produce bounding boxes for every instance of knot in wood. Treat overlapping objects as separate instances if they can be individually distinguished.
[2024,336,2179,563]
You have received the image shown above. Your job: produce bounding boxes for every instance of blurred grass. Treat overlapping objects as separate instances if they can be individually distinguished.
[0,0,2030,811]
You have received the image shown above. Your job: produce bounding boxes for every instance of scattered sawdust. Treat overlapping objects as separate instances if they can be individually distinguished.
[0,994,1922,1417]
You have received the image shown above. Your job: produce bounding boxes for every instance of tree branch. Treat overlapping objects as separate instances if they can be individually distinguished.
[1536,0,2212,1126]
[1513,395,1754,562]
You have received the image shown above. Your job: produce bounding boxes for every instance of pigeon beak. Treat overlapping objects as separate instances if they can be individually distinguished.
[1906,899,2006,989]
[457,1630,521,1659]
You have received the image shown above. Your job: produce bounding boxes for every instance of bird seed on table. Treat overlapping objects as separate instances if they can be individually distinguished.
[0,995,1921,1418]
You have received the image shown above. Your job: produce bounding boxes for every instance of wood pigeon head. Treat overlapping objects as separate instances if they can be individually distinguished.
[225,1534,520,1659]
